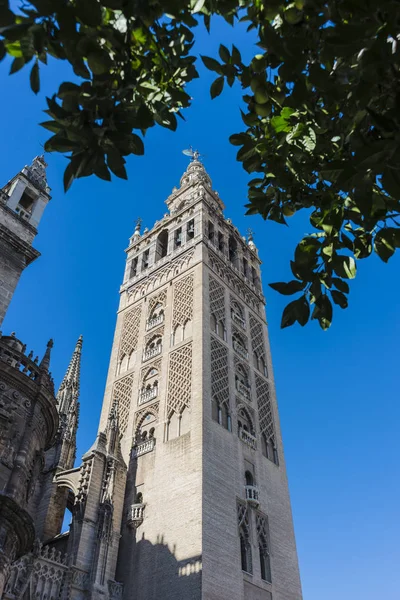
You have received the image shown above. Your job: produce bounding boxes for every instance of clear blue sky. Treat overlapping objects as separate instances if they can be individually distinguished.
[1,16,399,600]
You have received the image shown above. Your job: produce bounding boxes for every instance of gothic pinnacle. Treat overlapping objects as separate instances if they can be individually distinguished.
[56,335,83,415]
[39,339,54,371]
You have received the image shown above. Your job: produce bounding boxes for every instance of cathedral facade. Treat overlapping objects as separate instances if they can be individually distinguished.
[0,156,302,600]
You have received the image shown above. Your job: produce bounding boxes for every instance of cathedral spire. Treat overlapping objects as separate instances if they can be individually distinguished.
[57,335,82,416]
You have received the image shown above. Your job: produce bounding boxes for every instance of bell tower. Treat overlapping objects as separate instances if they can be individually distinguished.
[92,153,303,600]
[0,156,51,325]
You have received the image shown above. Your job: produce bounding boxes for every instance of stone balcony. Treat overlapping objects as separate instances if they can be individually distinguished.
[245,484,260,508]
[146,314,164,331]
[142,345,162,362]
[138,386,158,406]
[231,311,246,330]
[127,503,145,528]
[236,380,251,401]
[239,428,257,450]
[132,438,155,458]
[233,341,248,360]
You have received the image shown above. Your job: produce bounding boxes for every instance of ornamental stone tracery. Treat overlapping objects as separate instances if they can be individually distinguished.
[166,343,192,417]
[119,305,142,361]
[210,337,229,408]
[255,375,275,442]
[172,273,194,329]
[209,276,226,326]
[112,374,134,435]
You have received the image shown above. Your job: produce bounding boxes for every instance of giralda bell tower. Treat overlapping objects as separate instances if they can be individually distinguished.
[98,154,302,600]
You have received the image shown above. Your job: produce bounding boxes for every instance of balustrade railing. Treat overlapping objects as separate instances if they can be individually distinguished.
[245,484,260,507]
[138,386,158,405]
[133,438,155,457]
[127,503,145,528]
[142,345,162,362]
[146,314,164,330]
[233,341,248,360]
[239,428,257,450]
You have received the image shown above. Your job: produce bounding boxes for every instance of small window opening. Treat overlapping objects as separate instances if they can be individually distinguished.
[142,250,149,270]
[130,258,138,278]
[243,258,248,278]
[208,221,215,242]
[218,231,225,253]
[18,189,36,212]
[156,230,169,261]
[175,227,182,248]
[187,219,195,239]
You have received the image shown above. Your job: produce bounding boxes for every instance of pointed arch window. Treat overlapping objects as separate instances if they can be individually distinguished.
[233,331,248,360]
[143,336,162,361]
[235,364,251,401]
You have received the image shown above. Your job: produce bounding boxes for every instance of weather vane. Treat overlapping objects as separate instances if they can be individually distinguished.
[247,228,255,241]
[135,217,142,230]
[182,146,203,162]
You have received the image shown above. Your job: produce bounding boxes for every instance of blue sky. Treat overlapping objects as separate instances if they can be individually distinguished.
[1,15,400,600]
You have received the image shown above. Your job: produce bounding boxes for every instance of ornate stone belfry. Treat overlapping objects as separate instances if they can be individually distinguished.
[0,156,51,326]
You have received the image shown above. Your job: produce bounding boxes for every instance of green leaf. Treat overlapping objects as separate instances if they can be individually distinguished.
[332,255,357,279]
[269,280,306,295]
[229,133,249,146]
[40,120,63,133]
[374,230,395,263]
[74,0,102,26]
[281,296,310,328]
[332,278,349,294]
[271,115,291,133]
[201,55,221,73]
[0,40,6,61]
[210,76,224,99]
[191,0,206,14]
[106,149,127,179]
[382,168,400,198]
[219,44,230,63]
[331,290,348,309]
[87,49,112,75]
[30,60,39,94]
[311,295,333,330]
[9,56,25,74]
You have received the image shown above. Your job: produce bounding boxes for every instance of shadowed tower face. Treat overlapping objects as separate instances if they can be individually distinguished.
[98,157,302,600]
[0,156,51,326]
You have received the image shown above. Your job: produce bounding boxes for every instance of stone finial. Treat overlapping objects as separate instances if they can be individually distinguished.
[247,228,258,254]
[132,217,142,242]
[39,338,54,371]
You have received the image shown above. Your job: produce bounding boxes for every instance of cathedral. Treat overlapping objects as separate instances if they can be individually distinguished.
[0,154,302,600]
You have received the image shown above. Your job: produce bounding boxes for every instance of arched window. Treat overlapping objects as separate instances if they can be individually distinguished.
[260,355,268,377]
[233,332,248,360]
[235,364,250,399]
[136,413,157,442]
[232,301,246,329]
[143,336,162,360]
[211,398,231,431]
[245,471,254,487]
[173,324,183,345]
[135,492,143,504]
[240,532,252,574]
[147,303,164,329]
[259,537,272,582]
[229,235,238,267]
[237,407,254,436]
[155,229,169,261]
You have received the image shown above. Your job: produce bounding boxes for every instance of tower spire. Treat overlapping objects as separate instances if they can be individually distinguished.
[56,335,83,416]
